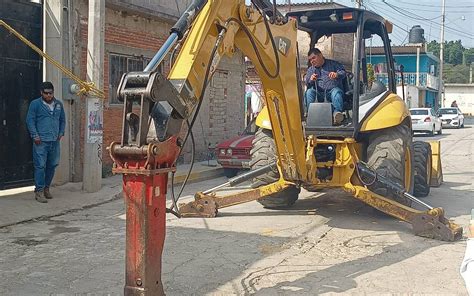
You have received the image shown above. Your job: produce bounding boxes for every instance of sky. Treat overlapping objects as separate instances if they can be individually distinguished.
[275,0,474,48]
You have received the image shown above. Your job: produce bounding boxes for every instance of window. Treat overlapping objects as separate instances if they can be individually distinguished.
[108,53,154,104]
[438,108,457,115]
[410,109,428,115]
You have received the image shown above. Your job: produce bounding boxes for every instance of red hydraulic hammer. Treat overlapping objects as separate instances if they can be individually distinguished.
[108,66,190,295]
[109,137,180,295]
[107,0,217,294]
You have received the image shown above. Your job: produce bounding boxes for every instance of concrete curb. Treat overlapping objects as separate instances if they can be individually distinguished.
[172,166,224,185]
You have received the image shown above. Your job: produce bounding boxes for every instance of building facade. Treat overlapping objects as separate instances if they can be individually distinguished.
[2,0,246,188]
[369,45,441,109]
[75,0,246,177]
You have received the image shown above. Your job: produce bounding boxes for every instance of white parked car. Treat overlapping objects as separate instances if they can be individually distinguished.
[437,107,464,128]
[409,108,442,135]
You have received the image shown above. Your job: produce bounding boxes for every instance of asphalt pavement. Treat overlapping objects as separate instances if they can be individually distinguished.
[0,126,472,295]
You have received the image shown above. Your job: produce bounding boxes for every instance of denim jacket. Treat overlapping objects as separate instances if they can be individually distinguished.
[305,59,346,91]
[26,97,66,142]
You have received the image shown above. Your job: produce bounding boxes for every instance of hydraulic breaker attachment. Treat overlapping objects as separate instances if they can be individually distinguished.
[178,162,291,217]
[349,162,462,241]
[108,1,212,293]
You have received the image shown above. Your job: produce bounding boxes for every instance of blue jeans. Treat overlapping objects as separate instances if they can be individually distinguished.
[304,87,344,114]
[33,141,60,192]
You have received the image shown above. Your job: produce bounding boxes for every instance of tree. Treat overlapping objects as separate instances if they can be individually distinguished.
[427,40,440,58]
[443,64,470,83]
[426,39,466,65]
[445,40,464,65]
[464,48,474,64]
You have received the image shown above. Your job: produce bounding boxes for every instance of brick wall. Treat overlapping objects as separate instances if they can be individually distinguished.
[76,2,245,174]
[180,54,246,163]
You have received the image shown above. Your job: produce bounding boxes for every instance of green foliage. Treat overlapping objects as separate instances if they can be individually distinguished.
[427,40,469,65]
[427,40,440,58]
[465,48,474,64]
[367,63,375,84]
[443,64,470,83]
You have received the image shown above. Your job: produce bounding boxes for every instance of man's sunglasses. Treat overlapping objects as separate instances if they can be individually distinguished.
[42,91,54,95]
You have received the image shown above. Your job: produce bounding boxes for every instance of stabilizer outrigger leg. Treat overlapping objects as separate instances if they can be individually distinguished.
[348,162,463,241]
[178,162,293,217]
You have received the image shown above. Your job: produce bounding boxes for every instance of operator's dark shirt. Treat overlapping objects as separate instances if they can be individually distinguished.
[305,59,346,91]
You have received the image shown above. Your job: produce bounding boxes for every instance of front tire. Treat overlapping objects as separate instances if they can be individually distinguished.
[250,129,300,209]
[413,141,432,197]
[366,124,414,206]
[437,126,442,135]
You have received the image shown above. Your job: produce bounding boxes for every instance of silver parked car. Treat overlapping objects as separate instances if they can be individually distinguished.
[437,107,465,128]
[410,108,442,135]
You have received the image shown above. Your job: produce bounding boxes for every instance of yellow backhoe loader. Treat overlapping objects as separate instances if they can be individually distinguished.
[108,0,461,294]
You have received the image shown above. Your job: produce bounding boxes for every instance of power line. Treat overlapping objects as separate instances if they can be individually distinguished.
[369,3,435,36]
[382,1,474,38]
[368,3,439,41]
[380,1,474,39]
[383,0,474,9]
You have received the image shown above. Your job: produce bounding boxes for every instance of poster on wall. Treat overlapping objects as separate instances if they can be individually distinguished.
[86,98,103,143]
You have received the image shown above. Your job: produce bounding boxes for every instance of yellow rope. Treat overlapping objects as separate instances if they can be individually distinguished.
[0,19,105,99]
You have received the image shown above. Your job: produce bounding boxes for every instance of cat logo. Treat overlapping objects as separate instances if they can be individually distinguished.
[274,37,291,56]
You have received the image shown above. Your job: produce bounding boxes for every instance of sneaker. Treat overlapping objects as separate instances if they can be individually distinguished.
[44,187,53,199]
[333,111,344,125]
[35,191,48,203]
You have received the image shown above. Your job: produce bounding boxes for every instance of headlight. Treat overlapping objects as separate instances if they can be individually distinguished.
[226,148,232,155]
[219,149,226,155]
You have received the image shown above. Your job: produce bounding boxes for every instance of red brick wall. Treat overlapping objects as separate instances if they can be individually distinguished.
[79,16,170,171]
[77,6,245,175]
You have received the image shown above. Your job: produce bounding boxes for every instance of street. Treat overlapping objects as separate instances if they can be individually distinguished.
[0,125,473,295]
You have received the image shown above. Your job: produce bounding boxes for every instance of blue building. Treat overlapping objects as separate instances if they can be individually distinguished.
[368,45,440,109]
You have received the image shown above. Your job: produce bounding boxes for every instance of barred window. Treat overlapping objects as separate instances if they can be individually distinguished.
[108,53,156,104]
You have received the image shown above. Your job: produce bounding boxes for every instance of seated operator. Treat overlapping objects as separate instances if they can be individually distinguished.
[304,48,346,125]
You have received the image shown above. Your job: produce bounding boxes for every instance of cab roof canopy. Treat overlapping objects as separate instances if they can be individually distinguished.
[286,8,390,41]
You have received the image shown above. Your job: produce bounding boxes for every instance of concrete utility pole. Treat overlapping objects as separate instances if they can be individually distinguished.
[83,0,104,192]
[470,63,473,84]
[438,0,446,107]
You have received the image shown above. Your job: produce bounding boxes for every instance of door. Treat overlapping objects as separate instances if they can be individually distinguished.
[0,1,42,189]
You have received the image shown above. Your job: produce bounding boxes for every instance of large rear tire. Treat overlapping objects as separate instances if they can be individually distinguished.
[413,141,432,197]
[366,124,414,206]
[250,129,300,208]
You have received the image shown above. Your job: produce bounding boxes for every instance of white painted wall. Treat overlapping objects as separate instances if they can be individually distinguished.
[445,84,474,115]
[397,85,419,108]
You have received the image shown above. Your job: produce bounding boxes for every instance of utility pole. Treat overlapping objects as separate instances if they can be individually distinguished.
[83,0,104,192]
[470,63,473,84]
[438,0,446,107]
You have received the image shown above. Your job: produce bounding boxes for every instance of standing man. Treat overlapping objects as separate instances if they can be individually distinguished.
[304,48,346,125]
[26,82,65,203]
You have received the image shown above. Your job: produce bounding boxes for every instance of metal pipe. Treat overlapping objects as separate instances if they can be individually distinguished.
[203,163,276,195]
[403,192,434,210]
[356,162,434,210]
[144,32,179,72]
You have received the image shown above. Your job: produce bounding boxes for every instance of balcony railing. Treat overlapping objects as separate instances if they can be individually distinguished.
[375,72,440,90]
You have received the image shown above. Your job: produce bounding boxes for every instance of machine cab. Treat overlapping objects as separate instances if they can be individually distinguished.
[287,8,398,138]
